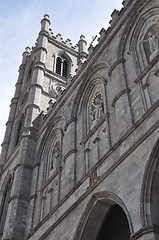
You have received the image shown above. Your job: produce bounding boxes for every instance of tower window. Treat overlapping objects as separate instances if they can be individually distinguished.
[56,57,62,75]
[55,56,68,78]
[62,59,68,78]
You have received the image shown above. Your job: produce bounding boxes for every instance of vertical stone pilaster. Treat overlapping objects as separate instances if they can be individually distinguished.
[0,47,30,166]
[110,59,133,138]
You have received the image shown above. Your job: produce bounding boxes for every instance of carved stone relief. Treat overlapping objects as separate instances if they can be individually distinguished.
[49,80,66,98]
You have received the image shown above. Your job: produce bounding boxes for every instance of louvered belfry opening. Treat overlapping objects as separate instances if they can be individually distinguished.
[56,55,68,78]
[56,57,62,75]
[62,59,68,78]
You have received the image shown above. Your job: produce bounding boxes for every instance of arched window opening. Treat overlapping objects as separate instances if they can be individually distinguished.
[97,205,130,240]
[55,55,69,78]
[56,57,62,75]
[62,59,68,78]
[0,178,12,235]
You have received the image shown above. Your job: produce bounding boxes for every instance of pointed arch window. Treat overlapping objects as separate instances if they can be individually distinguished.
[56,57,62,75]
[62,59,68,78]
[55,55,68,78]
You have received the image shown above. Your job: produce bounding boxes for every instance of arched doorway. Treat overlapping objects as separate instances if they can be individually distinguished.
[74,192,133,240]
[97,204,130,240]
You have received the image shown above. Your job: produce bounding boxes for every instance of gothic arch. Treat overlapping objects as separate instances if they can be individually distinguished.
[117,1,155,60]
[78,76,107,137]
[36,115,66,164]
[74,191,133,240]
[141,138,159,237]
[54,51,73,78]
[71,62,109,120]
[41,128,62,181]
[87,62,110,80]
[123,7,159,74]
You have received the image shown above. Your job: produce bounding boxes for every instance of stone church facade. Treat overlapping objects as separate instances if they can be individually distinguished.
[1,0,159,239]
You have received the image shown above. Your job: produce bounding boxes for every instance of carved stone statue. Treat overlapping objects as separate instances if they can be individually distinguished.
[147,32,159,53]
[51,146,60,171]
[91,93,103,122]
[94,97,103,120]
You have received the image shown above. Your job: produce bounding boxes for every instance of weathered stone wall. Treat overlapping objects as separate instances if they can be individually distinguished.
[1,0,159,239]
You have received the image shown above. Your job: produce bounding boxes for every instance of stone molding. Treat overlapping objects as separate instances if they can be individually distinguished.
[14,163,34,172]
[112,88,130,107]
[63,149,77,163]
[108,58,125,77]
[134,53,159,83]
[81,115,106,145]
[9,194,29,203]
[130,226,154,240]
[64,117,77,132]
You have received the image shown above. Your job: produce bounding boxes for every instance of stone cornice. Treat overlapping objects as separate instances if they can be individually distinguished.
[48,37,79,57]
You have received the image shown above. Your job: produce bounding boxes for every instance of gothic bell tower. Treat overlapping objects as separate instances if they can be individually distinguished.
[0,14,87,239]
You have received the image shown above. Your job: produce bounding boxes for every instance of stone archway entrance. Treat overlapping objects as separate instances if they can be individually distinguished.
[74,192,132,240]
[97,204,130,240]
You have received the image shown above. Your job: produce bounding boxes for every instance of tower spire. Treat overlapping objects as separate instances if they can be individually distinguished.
[78,34,87,61]
[41,13,51,32]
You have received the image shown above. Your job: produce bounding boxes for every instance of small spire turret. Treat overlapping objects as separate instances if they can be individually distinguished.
[41,13,51,32]
[22,46,30,64]
[78,35,87,60]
